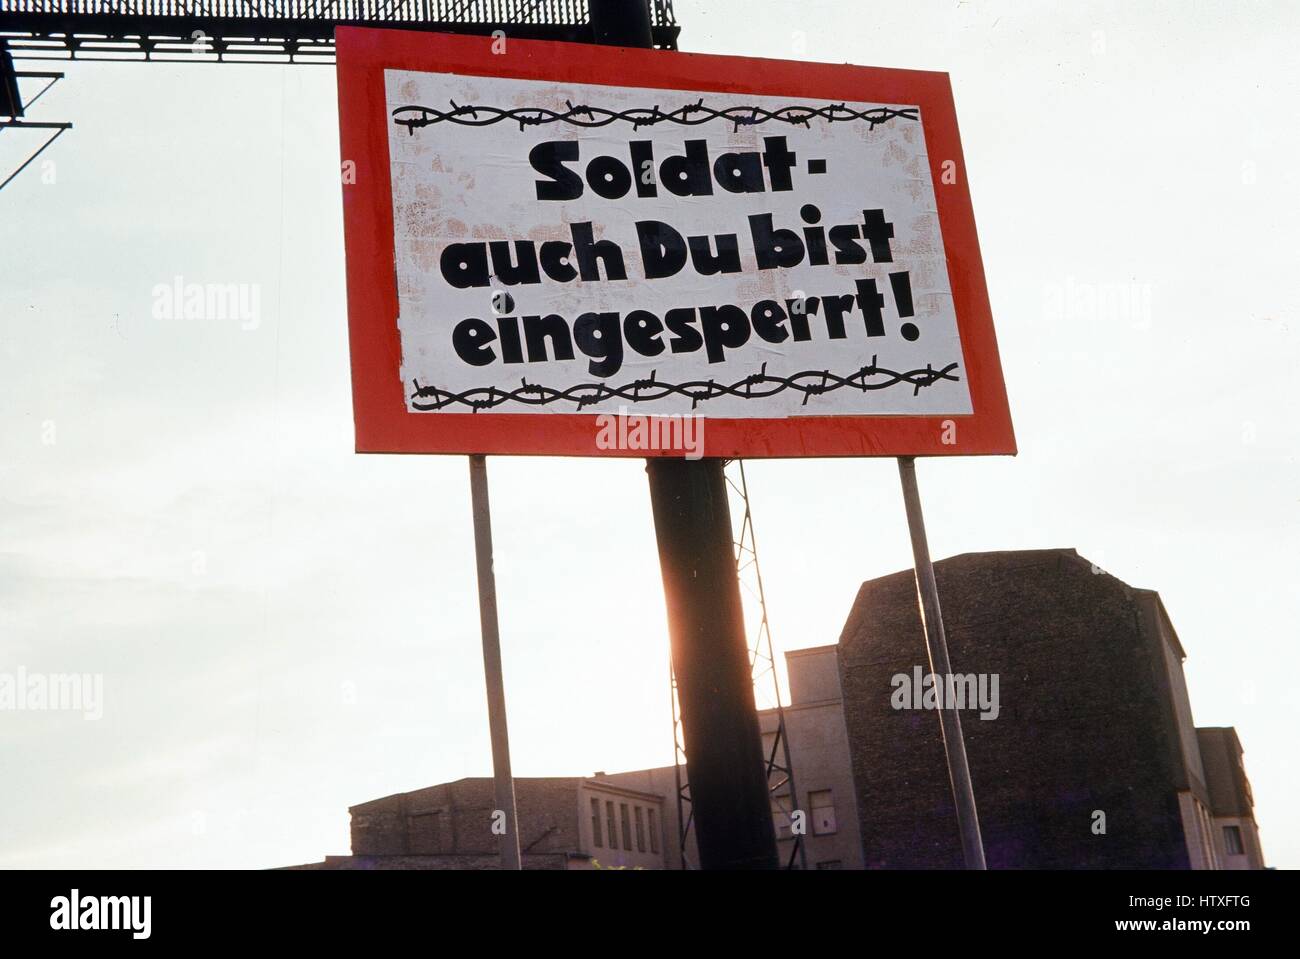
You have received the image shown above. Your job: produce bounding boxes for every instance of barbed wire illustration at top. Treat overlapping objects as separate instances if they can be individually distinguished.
[392,99,919,134]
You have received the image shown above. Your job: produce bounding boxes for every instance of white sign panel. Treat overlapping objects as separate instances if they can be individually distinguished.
[383,70,972,419]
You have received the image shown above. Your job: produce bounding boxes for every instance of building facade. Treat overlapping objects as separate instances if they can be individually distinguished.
[1197,727,1266,869]
[291,548,1264,870]
[759,645,864,869]
[291,646,861,870]
[296,776,670,870]
[836,547,1266,869]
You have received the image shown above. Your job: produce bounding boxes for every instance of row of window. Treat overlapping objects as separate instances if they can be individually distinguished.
[588,787,836,857]
[773,789,838,839]
[590,797,660,855]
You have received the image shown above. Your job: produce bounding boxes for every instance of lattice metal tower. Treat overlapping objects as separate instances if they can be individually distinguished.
[671,459,808,870]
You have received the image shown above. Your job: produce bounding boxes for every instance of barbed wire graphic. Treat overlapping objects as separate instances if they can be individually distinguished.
[409,359,959,412]
[392,99,919,134]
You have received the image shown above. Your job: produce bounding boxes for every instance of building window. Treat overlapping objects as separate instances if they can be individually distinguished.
[1224,825,1244,856]
[620,803,632,851]
[606,801,618,850]
[810,790,837,835]
[648,808,660,854]
[771,796,793,840]
[1196,799,1217,870]
[634,806,646,852]
[772,810,790,840]
[590,798,602,848]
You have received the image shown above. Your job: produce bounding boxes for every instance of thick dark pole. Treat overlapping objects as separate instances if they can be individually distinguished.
[647,460,780,869]
[897,456,987,869]
[589,0,653,46]
[1,42,23,118]
[468,454,522,870]
[586,0,779,872]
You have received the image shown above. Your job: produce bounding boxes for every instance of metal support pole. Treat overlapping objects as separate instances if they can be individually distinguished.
[589,0,653,45]
[897,456,987,870]
[1,41,23,118]
[647,459,780,870]
[468,454,522,871]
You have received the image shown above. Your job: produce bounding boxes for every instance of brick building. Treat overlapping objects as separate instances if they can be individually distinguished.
[1197,727,1266,869]
[837,547,1266,869]
[294,776,668,870]
[289,646,863,870]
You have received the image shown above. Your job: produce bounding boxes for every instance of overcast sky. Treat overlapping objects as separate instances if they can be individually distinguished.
[1,0,1296,869]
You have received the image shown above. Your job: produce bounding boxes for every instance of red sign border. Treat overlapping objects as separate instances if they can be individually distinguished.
[336,27,1015,458]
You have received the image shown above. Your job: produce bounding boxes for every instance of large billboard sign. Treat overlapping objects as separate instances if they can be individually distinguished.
[336,28,1014,457]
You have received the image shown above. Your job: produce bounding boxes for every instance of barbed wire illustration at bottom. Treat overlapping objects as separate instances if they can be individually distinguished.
[408,359,960,412]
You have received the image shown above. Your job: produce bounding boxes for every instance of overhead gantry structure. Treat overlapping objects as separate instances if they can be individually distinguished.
[0,1,677,188]
[0,1,679,64]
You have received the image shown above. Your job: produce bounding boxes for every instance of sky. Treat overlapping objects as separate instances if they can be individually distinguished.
[0,0,1296,869]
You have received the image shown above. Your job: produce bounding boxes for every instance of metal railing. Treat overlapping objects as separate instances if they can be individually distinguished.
[0,1,676,27]
[0,0,679,60]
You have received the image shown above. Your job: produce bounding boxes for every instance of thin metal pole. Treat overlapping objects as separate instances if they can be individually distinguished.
[468,454,522,870]
[668,660,691,869]
[896,456,987,870]
[0,126,68,194]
